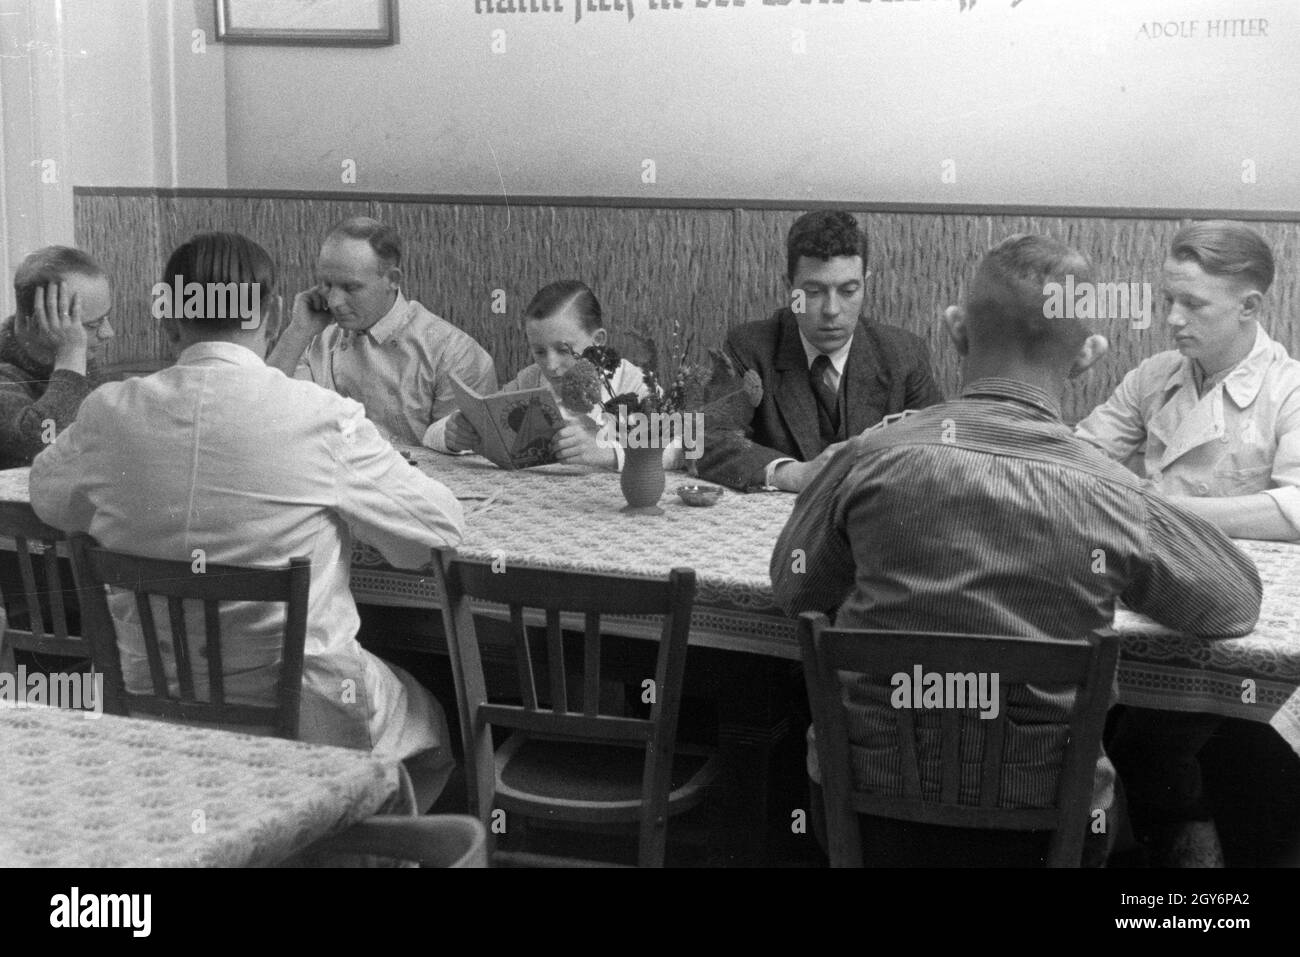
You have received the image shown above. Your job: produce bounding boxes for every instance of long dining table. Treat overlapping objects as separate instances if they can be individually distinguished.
[349,447,1300,756]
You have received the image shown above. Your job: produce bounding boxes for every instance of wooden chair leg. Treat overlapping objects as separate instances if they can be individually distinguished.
[0,641,14,676]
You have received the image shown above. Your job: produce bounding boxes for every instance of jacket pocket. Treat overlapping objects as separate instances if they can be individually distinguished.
[1210,462,1272,494]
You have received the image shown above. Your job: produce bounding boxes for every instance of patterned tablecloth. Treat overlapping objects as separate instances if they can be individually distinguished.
[347,451,1300,756]
[0,704,399,867]
[7,458,1300,753]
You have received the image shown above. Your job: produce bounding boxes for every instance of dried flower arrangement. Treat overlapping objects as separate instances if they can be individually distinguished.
[556,319,764,464]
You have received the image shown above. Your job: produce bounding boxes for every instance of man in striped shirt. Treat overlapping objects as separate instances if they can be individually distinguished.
[772,234,1262,866]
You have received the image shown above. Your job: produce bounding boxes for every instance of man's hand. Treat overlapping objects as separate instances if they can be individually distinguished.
[267,286,332,375]
[290,286,333,337]
[772,440,849,492]
[445,412,482,453]
[553,421,618,469]
[18,282,89,375]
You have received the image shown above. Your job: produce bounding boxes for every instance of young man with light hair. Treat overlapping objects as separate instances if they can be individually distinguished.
[1075,220,1299,865]
[1076,220,1300,541]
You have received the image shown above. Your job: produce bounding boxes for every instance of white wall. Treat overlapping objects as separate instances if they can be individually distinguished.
[0,0,225,314]
[4,0,1294,318]
[221,0,1297,210]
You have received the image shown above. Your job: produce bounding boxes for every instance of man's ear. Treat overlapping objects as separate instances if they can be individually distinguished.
[591,327,608,348]
[385,266,403,291]
[1239,288,1265,321]
[1067,334,1110,379]
[942,305,969,357]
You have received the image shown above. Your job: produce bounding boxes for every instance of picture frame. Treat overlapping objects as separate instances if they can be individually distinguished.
[216,0,398,47]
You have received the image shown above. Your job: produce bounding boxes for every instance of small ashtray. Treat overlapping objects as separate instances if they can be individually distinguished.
[676,484,725,507]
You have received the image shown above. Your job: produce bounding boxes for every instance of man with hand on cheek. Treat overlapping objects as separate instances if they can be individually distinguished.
[0,246,114,468]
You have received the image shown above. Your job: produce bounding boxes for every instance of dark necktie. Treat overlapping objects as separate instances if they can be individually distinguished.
[810,353,840,433]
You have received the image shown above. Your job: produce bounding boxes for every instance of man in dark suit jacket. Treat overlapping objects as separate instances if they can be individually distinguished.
[697,211,944,491]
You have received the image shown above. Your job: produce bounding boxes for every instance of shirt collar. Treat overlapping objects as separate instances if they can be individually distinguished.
[359,292,410,346]
[959,377,1063,420]
[176,340,266,367]
[1177,325,1273,408]
[798,330,854,375]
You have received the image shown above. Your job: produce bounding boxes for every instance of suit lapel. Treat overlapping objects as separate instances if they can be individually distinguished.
[843,321,885,435]
[772,313,824,461]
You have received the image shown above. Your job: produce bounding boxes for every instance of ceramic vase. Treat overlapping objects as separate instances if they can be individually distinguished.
[620,444,665,515]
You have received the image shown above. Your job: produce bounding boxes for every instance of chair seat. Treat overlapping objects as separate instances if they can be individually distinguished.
[495,734,718,822]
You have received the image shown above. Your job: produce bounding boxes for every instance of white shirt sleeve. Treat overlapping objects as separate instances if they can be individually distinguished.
[1075,366,1149,462]
[421,414,471,455]
[333,402,465,569]
[29,393,102,533]
[764,457,797,489]
[1262,394,1300,537]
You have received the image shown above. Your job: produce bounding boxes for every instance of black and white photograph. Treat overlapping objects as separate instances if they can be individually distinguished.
[0,0,1294,927]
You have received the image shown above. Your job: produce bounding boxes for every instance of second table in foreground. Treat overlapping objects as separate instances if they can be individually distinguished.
[0,705,400,867]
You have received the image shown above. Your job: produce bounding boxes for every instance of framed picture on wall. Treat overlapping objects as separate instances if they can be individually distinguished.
[216,0,398,46]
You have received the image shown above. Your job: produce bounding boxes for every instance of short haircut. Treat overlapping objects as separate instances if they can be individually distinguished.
[1169,220,1274,293]
[523,280,603,333]
[13,246,106,319]
[161,232,276,330]
[786,211,869,282]
[325,216,402,272]
[966,234,1094,360]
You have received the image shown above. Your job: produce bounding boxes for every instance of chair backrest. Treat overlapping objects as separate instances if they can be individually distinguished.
[428,547,697,867]
[69,533,311,740]
[0,502,85,669]
[797,612,1120,868]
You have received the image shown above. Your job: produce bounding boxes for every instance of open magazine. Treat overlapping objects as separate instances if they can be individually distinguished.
[450,373,564,470]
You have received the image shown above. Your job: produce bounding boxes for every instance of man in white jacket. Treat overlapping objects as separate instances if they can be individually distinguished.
[31,232,464,797]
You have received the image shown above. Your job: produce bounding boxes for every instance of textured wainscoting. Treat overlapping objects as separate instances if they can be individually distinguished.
[74,190,1300,424]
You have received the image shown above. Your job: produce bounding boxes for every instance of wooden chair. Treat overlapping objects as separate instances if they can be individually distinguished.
[797,613,1120,868]
[429,548,719,868]
[69,533,310,739]
[0,503,88,676]
[310,814,489,868]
